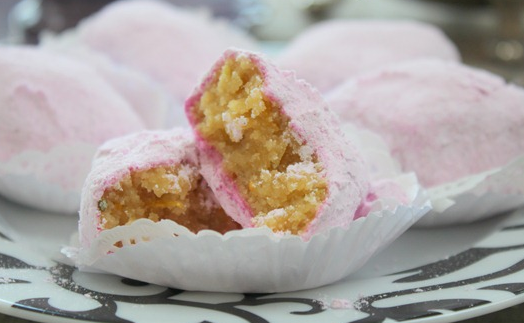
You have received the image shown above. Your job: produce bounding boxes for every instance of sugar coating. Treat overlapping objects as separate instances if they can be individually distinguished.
[326,59,524,187]
[277,20,460,93]
[0,46,144,163]
[186,49,369,239]
[41,38,177,129]
[79,129,240,249]
[68,0,258,103]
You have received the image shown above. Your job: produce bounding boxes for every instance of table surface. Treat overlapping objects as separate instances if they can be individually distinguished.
[1,302,523,323]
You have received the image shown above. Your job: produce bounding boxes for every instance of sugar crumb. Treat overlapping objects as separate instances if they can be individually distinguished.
[222,112,248,142]
[298,145,314,161]
[330,298,352,309]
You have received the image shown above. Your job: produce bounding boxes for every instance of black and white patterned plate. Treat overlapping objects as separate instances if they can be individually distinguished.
[0,196,523,323]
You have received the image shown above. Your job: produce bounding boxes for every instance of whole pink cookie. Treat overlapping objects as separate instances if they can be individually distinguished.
[0,45,144,213]
[327,59,524,187]
[277,20,460,93]
[79,129,241,249]
[185,49,369,240]
[61,0,258,103]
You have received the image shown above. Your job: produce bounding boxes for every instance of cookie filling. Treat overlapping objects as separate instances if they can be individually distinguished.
[98,165,240,234]
[194,55,328,234]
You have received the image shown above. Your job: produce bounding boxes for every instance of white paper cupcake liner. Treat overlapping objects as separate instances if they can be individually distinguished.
[341,123,524,228]
[0,142,96,214]
[416,155,524,227]
[66,172,429,293]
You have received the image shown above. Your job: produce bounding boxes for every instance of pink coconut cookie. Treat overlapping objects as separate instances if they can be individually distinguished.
[0,45,144,213]
[56,0,258,104]
[326,59,524,188]
[40,38,179,129]
[277,20,460,93]
[185,49,369,239]
[79,129,241,249]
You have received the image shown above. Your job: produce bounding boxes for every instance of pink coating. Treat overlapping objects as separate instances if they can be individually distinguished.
[40,36,177,129]
[79,129,198,248]
[326,59,524,187]
[92,59,181,129]
[276,20,460,93]
[62,48,177,129]
[354,180,410,220]
[0,45,145,162]
[196,143,253,228]
[73,0,258,103]
[185,49,370,239]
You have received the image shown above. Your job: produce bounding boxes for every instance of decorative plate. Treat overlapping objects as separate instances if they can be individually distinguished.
[0,196,523,323]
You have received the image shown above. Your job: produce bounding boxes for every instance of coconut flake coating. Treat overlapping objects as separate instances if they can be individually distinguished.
[0,45,144,163]
[79,129,240,249]
[40,38,178,129]
[67,0,258,103]
[326,59,524,187]
[186,49,369,239]
[277,20,460,93]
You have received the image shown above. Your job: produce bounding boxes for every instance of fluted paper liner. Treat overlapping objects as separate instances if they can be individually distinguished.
[341,123,524,227]
[68,172,429,293]
[0,142,96,214]
[416,155,524,227]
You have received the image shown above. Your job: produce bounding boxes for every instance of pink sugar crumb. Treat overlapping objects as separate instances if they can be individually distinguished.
[330,298,353,309]
[354,192,378,220]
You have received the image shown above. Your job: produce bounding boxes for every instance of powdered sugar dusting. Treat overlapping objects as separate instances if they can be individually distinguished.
[297,145,314,162]
[171,164,197,193]
[252,208,287,227]
[0,277,14,284]
[286,161,317,175]
[222,112,248,142]
[266,208,288,218]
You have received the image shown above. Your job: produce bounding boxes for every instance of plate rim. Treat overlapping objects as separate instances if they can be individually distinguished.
[0,205,524,323]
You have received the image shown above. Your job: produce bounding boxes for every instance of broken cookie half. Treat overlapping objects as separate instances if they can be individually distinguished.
[79,129,240,249]
[185,49,370,239]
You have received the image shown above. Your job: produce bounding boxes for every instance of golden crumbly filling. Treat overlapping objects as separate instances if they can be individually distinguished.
[99,165,240,234]
[194,56,327,234]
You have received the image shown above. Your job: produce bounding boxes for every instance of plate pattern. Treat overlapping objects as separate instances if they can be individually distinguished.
[1,211,524,323]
